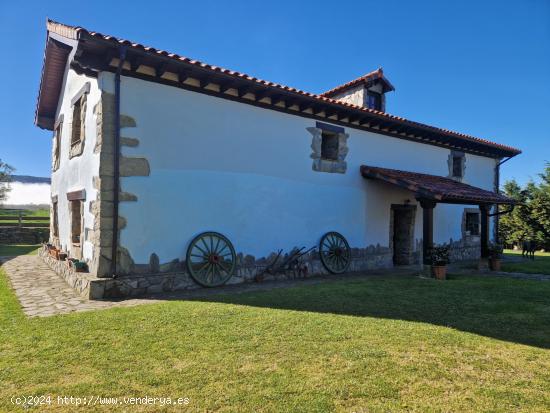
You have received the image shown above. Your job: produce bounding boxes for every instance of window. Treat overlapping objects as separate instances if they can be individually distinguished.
[449,151,465,179]
[71,97,83,147]
[70,200,82,244]
[452,156,463,177]
[321,131,339,161]
[52,199,59,238]
[69,82,89,158]
[465,212,480,236]
[366,91,382,111]
[53,122,62,171]
[307,122,349,174]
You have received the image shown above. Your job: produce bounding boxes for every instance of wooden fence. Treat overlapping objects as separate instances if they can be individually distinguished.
[0,211,50,228]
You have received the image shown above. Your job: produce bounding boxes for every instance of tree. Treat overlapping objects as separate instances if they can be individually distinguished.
[0,159,14,203]
[499,163,550,250]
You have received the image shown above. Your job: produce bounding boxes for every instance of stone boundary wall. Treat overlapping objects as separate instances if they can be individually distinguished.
[0,227,49,245]
[448,238,480,262]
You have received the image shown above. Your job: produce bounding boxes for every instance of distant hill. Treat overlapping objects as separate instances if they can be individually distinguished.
[9,175,51,184]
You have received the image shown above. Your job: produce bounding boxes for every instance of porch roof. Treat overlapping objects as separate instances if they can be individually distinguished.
[360,165,515,205]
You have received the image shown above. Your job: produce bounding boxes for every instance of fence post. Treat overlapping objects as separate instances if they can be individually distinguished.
[18,211,22,228]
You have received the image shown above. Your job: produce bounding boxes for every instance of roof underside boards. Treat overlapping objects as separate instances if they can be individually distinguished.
[35,37,72,130]
[35,20,521,159]
[360,165,515,205]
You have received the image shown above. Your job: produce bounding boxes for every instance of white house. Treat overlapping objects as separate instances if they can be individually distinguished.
[35,20,520,298]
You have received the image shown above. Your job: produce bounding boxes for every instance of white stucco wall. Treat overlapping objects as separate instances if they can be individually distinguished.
[50,69,101,259]
[116,75,496,265]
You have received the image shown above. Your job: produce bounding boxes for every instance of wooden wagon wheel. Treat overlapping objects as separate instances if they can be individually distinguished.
[319,231,351,274]
[186,232,236,287]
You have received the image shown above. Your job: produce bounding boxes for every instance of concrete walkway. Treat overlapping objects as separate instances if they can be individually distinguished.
[1,255,420,318]
[1,255,158,317]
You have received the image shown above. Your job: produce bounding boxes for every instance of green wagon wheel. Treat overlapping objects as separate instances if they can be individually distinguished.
[186,232,236,287]
[319,231,351,274]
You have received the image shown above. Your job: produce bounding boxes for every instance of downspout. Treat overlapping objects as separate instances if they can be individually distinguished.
[493,153,519,243]
[111,45,127,277]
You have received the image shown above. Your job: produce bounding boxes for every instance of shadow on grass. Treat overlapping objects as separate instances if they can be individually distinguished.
[0,244,40,258]
[187,274,550,349]
[502,253,550,275]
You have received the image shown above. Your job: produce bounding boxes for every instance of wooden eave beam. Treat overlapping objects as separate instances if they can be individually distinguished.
[155,62,169,78]
[129,56,142,72]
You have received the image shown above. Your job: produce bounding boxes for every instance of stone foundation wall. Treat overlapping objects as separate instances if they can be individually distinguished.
[448,237,480,262]
[39,242,395,299]
[0,227,49,245]
[39,246,99,297]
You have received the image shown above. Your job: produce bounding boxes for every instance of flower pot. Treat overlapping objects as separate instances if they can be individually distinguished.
[431,265,447,280]
[489,258,501,271]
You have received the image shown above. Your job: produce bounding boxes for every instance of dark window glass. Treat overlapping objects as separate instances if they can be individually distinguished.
[465,212,480,235]
[71,99,82,146]
[366,91,382,111]
[53,123,61,170]
[52,201,59,238]
[70,200,82,244]
[321,131,339,160]
[452,156,463,177]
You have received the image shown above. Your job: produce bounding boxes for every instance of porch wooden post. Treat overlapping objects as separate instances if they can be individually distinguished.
[419,199,437,265]
[480,204,490,258]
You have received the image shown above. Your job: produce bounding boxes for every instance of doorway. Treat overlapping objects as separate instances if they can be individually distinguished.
[391,205,416,265]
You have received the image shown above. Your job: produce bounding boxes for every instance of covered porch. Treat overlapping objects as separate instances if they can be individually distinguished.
[360,165,516,265]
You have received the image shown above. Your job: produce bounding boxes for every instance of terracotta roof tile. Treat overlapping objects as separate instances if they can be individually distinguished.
[360,165,515,204]
[42,20,521,156]
[321,68,395,97]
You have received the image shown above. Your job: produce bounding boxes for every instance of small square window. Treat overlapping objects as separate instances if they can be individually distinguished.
[366,91,382,111]
[465,212,480,235]
[321,131,339,161]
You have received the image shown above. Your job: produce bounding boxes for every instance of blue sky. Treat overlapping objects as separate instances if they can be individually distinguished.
[1,0,548,184]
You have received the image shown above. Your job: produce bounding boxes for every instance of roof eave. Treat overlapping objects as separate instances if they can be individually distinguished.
[34,24,77,130]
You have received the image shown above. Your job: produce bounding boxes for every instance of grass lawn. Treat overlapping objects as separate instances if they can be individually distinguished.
[0,208,49,217]
[503,249,550,275]
[0,244,40,256]
[0,269,549,412]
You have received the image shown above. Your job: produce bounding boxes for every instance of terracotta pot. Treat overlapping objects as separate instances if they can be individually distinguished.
[489,258,501,271]
[431,265,447,280]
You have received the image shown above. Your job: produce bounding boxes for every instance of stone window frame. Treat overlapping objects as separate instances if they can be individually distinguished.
[52,115,63,171]
[461,208,481,241]
[307,122,349,174]
[69,82,90,159]
[448,150,466,180]
[67,189,86,247]
[51,195,59,240]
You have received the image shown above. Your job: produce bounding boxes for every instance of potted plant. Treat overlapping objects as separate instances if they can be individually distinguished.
[428,244,450,280]
[488,242,503,271]
[49,247,60,259]
[68,258,88,272]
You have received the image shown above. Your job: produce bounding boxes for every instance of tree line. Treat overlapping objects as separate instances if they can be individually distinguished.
[499,163,550,250]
